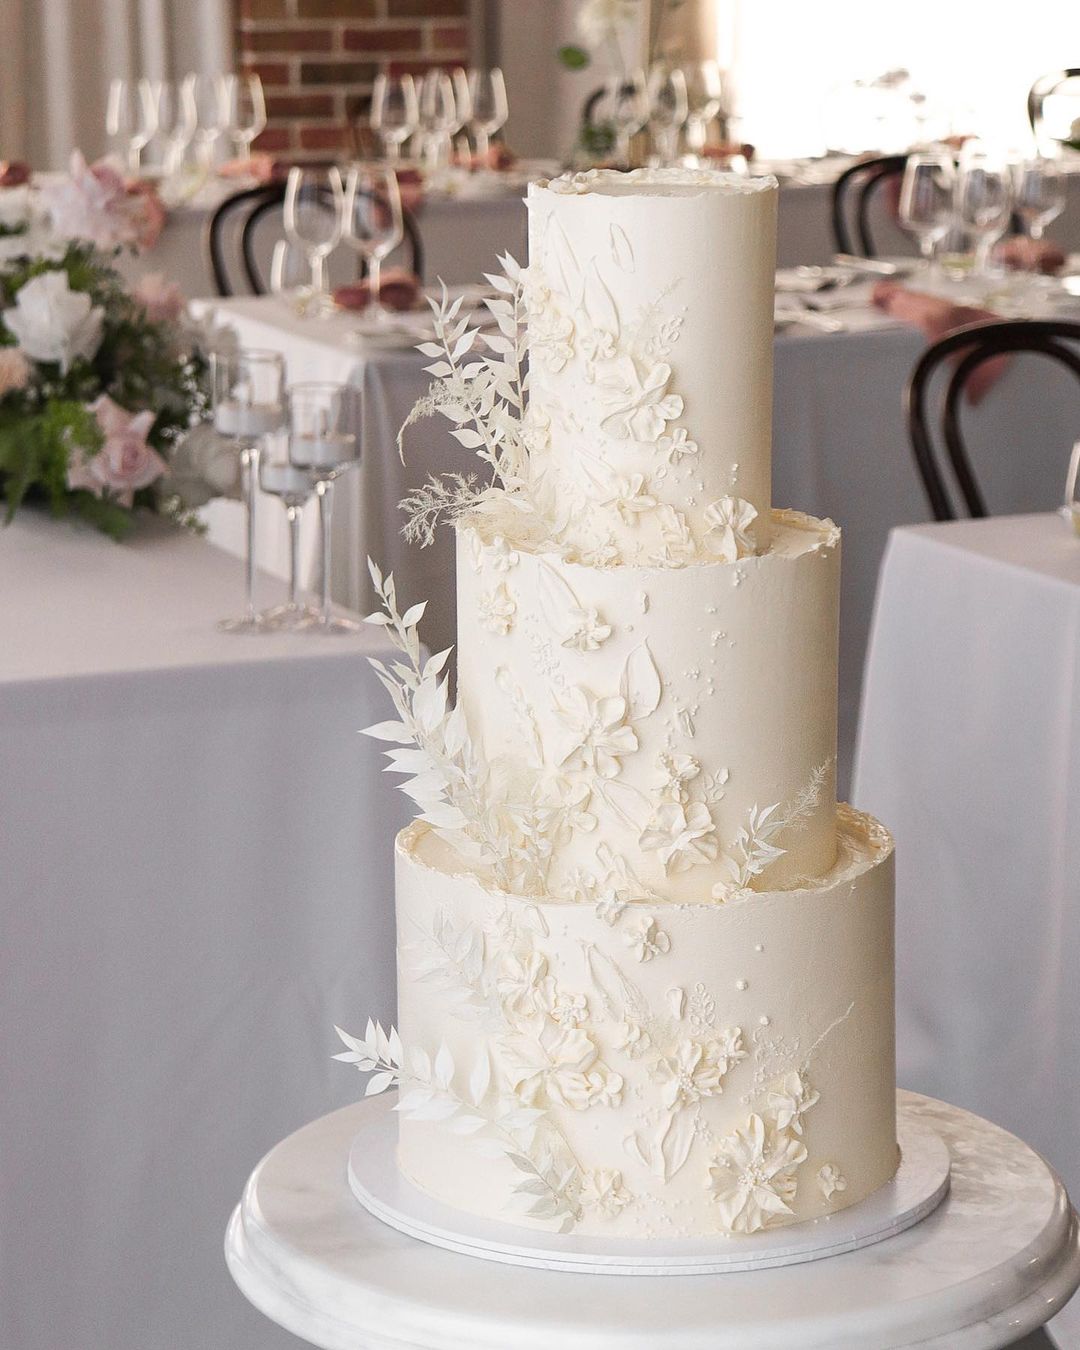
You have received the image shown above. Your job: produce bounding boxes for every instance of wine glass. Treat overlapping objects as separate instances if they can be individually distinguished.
[184,72,230,170]
[1014,157,1065,241]
[106,78,157,174]
[287,383,360,635]
[284,165,345,305]
[955,150,1013,276]
[448,66,473,160]
[370,73,419,162]
[257,433,317,631]
[418,69,457,173]
[225,73,267,161]
[343,164,405,327]
[684,60,724,162]
[606,69,649,169]
[211,349,287,634]
[647,64,689,167]
[898,152,955,267]
[148,79,197,176]
[467,67,509,166]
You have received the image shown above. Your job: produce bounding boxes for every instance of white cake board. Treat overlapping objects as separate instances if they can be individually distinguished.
[345,1092,950,1275]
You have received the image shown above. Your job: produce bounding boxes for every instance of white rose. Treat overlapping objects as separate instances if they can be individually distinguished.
[3,270,104,372]
[0,186,31,232]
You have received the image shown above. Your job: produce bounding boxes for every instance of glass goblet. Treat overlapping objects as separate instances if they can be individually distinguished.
[956,148,1013,277]
[1014,157,1065,241]
[371,73,419,162]
[106,78,157,174]
[211,348,287,634]
[257,436,318,631]
[606,69,649,169]
[467,66,508,166]
[287,383,360,635]
[284,165,345,309]
[225,72,267,161]
[647,63,688,168]
[342,164,405,331]
[898,152,955,270]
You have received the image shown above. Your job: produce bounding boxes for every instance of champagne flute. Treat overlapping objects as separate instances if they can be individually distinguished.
[606,69,649,169]
[211,349,287,634]
[955,149,1013,276]
[898,152,955,268]
[370,73,419,162]
[467,67,508,166]
[184,72,231,171]
[647,63,689,168]
[257,433,317,631]
[225,73,267,161]
[287,383,361,635]
[684,60,724,162]
[284,165,345,305]
[1014,157,1065,241]
[418,69,457,173]
[342,164,405,328]
[106,78,157,174]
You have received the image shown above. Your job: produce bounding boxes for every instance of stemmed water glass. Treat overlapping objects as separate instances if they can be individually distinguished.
[225,73,267,161]
[467,67,508,165]
[287,383,360,635]
[898,152,955,269]
[1014,157,1065,241]
[342,164,404,328]
[371,73,419,162]
[647,64,689,167]
[148,79,197,176]
[184,72,231,171]
[211,349,287,634]
[418,69,457,173]
[257,432,317,631]
[284,165,345,306]
[449,67,473,158]
[684,60,724,162]
[606,69,649,169]
[270,238,312,313]
[106,78,157,173]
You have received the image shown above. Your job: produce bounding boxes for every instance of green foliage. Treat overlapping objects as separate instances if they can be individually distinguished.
[557,44,591,71]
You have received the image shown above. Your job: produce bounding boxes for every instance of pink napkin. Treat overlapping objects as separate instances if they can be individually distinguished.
[0,161,31,187]
[453,144,517,173]
[333,267,421,313]
[872,281,1007,405]
[217,154,286,184]
[992,236,1066,275]
[124,178,167,250]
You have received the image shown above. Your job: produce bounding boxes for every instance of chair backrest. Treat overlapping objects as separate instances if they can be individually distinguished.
[831,154,908,258]
[240,185,425,295]
[1027,68,1080,134]
[904,318,1080,521]
[205,184,285,297]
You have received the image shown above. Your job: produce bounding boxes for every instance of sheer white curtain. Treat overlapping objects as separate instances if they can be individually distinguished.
[0,0,232,169]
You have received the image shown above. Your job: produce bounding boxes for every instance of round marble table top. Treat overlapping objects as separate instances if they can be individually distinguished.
[226,1090,1080,1350]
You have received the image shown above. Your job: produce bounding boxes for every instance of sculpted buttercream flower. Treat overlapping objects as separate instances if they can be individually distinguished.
[657,427,699,464]
[3,269,104,371]
[599,356,683,441]
[640,800,719,873]
[553,685,638,778]
[704,496,758,562]
[579,1168,631,1217]
[562,604,611,651]
[66,394,166,506]
[626,915,671,963]
[765,1071,820,1135]
[603,473,658,525]
[478,582,517,635]
[654,1039,729,1109]
[708,1114,808,1234]
[818,1163,847,1201]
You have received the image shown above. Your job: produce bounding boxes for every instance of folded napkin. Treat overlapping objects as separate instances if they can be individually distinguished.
[218,154,285,184]
[123,177,167,250]
[333,267,421,313]
[703,142,755,166]
[992,236,1066,275]
[871,281,1006,405]
[453,144,517,173]
[0,161,31,187]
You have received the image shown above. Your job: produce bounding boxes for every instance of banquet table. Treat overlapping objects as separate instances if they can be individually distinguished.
[194,294,1079,792]
[0,513,413,1350]
[852,512,1080,1347]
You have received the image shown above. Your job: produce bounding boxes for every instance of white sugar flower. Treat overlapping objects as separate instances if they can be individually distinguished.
[478,582,516,635]
[520,403,551,454]
[563,605,612,651]
[765,1072,820,1135]
[639,801,719,874]
[550,991,589,1028]
[599,356,684,442]
[595,889,629,926]
[709,1114,808,1234]
[485,534,519,572]
[552,1062,624,1111]
[532,307,575,372]
[507,1025,622,1111]
[654,1038,735,1110]
[3,269,104,372]
[657,427,699,464]
[553,686,638,779]
[655,753,700,802]
[614,1019,652,1059]
[580,1168,631,1217]
[497,950,558,1027]
[580,326,617,380]
[703,496,758,563]
[540,774,597,842]
[603,473,658,525]
[626,915,671,963]
[818,1163,847,1201]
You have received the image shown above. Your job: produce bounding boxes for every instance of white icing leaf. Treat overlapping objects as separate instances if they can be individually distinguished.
[620,642,662,720]
[595,778,651,832]
[609,223,635,273]
[536,559,581,631]
[658,1108,697,1180]
[583,259,620,339]
[544,217,583,304]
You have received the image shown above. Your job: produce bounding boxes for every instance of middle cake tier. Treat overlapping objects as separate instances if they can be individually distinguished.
[456,510,840,904]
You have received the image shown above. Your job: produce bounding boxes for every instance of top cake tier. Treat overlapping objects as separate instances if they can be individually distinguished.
[524,168,778,566]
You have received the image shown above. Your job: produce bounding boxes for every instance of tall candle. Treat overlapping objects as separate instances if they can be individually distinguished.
[259,461,314,498]
[290,433,358,470]
[215,399,284,439]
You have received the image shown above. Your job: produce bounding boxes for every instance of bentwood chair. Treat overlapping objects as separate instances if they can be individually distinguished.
[831,154,908,258]
[905,318,1080,521]
[205,184,284,296]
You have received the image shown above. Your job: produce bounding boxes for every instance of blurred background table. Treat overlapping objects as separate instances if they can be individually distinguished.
[0,513,409,1350]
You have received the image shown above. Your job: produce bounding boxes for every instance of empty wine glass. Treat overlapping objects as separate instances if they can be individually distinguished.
[225,73,267,161]
[342,164,404,328]
[606,69,649,168]
[370,73,419,162]
[956,149,1013,275]
[148,79,197,176]
[684,60,724,161]
[287,383,360,635]
[647,64,689,167]
[1014,157,1065,240]
[270,238,313,314]
[898,152,955,266]
[106,78,157,173]
[184,72,230,170]
[257,432,317,631]
[449,66,473,159]
[284,165,345,305]
[418,69,457,172]
[467,67,509,166]
[211,349,287,634]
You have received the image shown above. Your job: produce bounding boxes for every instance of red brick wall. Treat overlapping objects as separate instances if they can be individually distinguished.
[236,0,472,160]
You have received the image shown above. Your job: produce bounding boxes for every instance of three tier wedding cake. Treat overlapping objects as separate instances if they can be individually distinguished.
[336,167,898,1241]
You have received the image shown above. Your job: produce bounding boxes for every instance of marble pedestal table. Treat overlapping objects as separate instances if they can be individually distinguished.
[225,1090,1080,1350]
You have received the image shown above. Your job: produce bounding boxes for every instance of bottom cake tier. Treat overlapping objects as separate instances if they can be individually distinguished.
[393,806,897,1239]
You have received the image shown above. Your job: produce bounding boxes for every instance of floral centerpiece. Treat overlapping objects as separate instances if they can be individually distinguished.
[0,152,229,538]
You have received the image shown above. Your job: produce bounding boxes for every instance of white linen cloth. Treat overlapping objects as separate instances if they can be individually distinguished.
[0,514,413,1350]
[851,513,1080,1346]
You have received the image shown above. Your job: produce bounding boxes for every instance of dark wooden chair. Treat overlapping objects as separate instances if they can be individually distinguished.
[1027,68,1080,137]
[831,154,908,258]
[205,184,284,297]
[905,318,1080,521]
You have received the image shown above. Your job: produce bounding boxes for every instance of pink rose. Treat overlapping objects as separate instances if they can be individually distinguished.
[133,271,184,324]
[41,151,166,254]
[67,393,167,506]
[125,180,166,251]
[0,347,31,397]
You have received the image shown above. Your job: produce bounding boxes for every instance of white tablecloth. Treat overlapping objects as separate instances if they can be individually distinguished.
[0,514,413,1350]
[851,512,1080,1346]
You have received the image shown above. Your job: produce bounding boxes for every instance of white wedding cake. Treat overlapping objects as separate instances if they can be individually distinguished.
[338,167,898,1240]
